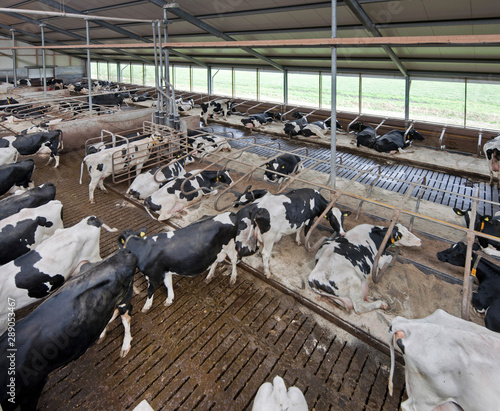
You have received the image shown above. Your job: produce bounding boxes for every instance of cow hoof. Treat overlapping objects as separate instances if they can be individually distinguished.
[90,200,96,205]
[141,306,151,313]
[120,347,131,358]
[295,241,302,246]
[164,300,173,307]
[381,303,389,310]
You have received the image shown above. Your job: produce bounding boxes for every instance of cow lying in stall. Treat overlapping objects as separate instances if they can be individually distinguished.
[0,183,56,220]
[388,309,500,411]
[0,216,116,333]
[144,169,233,221]
[80,134,161,203]
[0,159,35,196]
[176,97,194,112]
[92,93,124,107]
[234,188,351,278]
[188,133,231,158]
[308,223,421,314]
[241,111,283,129]
[252,376,308,411]
[0,147,18,166]
[437,241,500,333]
[373,128,424,153]
[126,155,194,200]
[0,249,138,411]
[118,212,240,311]
[0,130,63,167]
[483,135,500,188]
[263,154,303,183]
[453,207,500,257]
[0,200,63,265]
[349,121,377,149]
[283,111,340,139]
[200,99,234,124]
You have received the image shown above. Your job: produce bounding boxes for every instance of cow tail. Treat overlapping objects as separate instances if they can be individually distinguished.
[388,326,396,396]
[101,223,118,233]
[144,205,159,221]
[79,157,86,184]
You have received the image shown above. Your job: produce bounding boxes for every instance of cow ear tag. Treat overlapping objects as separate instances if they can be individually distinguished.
[140,231,146,237]
[120,238,125,244]
[481,221,485,231]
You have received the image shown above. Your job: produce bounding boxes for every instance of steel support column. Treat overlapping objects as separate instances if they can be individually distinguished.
[85,19,93,115]
[405,76,410,122]
[329,0,337,189]
[10,29,17,86]
[40,23,47,99]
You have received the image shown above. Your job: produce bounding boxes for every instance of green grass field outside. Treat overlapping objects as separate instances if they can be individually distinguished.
[91,62,500,130]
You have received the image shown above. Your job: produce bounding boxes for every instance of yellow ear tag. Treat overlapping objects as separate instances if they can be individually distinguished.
[391,237,395,244]
[120,238,125,243]
[471,268,477,277]
[140,232,146,237]
[481,222,485,231]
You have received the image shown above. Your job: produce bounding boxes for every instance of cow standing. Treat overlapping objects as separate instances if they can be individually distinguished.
[483,135,500,187]
[0,200,64,265]
[0,216,116,333]
[388,309,500,411]
[0,250,138,411]
[144,169,233,221]
[0,159,35,196]
[118,212,240,311]
[235,188,351,277]
[309,223,421,313]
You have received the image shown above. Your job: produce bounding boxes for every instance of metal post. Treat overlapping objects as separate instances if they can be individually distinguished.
[319,72,323,108]
[152,21,160,124]
[405,76,410,123]
[207,66,212,95]
[358,73,362,114]
[464,78,468,128]
[256,68,260,101]
[10,29,17,86]
[329,0,337,189]
[157,20,164,124]
[40,23,47,99]
[283,69,288,105]
[85,19,92,115]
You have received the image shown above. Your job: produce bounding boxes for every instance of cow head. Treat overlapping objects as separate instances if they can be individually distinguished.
[324,209,351,236]
[348,121,364,132]
[233,185,269,207]
[408,129,424,141]
[436,241,480,266]
[453,208,492,232]
[215,170,233,185]
[118,227,147,248]
[283,122,302,137]
[390,224,422,247]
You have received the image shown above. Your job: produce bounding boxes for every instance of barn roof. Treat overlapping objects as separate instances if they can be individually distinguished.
[1,0,500,80]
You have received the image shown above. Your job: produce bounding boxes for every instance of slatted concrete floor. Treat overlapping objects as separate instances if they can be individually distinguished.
[220,125,499,215]
[25,151,406,410]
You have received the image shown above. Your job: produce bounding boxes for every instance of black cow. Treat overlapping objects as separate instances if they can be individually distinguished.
[349,121,377,148]
[241,111,282,128]
[0,183,56,221]
[92,93,124,106]
[118,212,240,311]
[454,208,500,257]
[234,188,352,277]
[0,250,138,411]
[0,98,19,109]
[0,200,63,265]
[0,159,35,196]
[373,129,424,153]
[0,130,63,168]
[263,154,303,183]
[437,241,500,332]
[5,105,50,120]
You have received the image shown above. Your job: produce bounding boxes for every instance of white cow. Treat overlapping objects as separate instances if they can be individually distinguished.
[309,223,421,314]
[483,135,500,187]
[389,309,500,411]
[80,134,161,203]
[0,215,116,333]
[252,376,308,411]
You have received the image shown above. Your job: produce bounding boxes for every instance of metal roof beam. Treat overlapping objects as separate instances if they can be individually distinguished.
[149,0,285,71]
[343,0,408,77]
[36,0,207,68]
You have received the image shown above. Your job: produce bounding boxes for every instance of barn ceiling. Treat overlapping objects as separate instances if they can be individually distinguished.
[1,0,500,79]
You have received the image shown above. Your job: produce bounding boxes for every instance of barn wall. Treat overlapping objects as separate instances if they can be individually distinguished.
[0,37,85,83]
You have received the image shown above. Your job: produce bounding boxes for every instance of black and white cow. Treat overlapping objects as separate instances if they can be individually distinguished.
[263,154,303,183]
[373,129,424,153]
[349,121,377,149]
[0,97,19,110]
[453,208,500,257]
[0,130,63,167]
[283,117,308,137]
[118,212,240,311]
[234,188,351,277]
[0,159,35,196]
[17,79,31,86]
[144,169,233,221]
[92,93,124,107]
[47,78,64,89]
[80,134,161,203]
[8,105,51,120]
[189,134,231,158]
[300,121,330,138]
[241,111,282,128]
[126,155,194,200]
[483,135,500,187]
[0,200,63,265]
[200,99,234,124]
[233,185,269,207]
[437,241,500,332]
[0,147,18,166]
[176,98,194,112]
[0,216,116,334]
[308,223,421,313]
[0,249,138,411]
[0,183,56,221]
[131,92,153,103]
[388,309,500,411]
